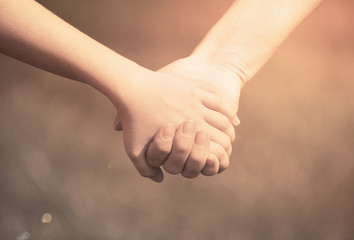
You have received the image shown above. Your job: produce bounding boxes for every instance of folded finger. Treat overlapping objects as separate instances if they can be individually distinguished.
[163,120,196,175]
[201,153,220,176]
[181,131,209,178]
[146,124,175,167]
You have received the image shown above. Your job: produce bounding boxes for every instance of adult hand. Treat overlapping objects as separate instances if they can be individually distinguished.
[113,68,234,182]
[155,55,244,175]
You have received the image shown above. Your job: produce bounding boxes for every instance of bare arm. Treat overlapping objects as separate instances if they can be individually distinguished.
[191,0,325,83]
[0,0,233,182]
[148,0,326,171]
[0,0,141,104]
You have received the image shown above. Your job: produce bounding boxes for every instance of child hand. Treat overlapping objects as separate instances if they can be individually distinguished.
[146,120,223,179]
[112,69,234,182]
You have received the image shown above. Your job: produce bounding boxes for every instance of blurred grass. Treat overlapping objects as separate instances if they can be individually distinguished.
[0,0,354,239]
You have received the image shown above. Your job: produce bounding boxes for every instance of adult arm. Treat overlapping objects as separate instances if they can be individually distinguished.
[191,0,325,83]
[144,0,325,173]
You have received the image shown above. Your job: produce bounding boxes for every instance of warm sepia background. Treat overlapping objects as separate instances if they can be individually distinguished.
[1,0,353,239]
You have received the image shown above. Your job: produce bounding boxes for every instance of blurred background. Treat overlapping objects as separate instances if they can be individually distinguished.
[1,0,353,239]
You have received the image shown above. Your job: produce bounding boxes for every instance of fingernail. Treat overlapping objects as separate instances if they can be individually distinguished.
[162,124,175,140]
[182,120,196,137]
[195,132,208,147]
[233,116,241,126]
[151,175,163,183]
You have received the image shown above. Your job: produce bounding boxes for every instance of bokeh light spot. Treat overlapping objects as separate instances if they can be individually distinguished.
[41,213,53,223]
[16,231,30,240]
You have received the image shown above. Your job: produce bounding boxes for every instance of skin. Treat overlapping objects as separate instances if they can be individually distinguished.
[146,121,211,178]
[0,0,234,182]
[146,121,222,177]
[141,0,325,179]
[191,0,326,80]
[0,0,325,182]
[115,69,234,181]
[131,57,241,179]
[114,61,239,178]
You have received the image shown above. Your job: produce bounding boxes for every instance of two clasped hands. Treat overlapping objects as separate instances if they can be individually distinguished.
[0,0,323,182]
[112,56,245,182]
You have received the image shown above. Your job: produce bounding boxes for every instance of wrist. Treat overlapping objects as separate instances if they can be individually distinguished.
[187,50,252,88]
[84,48,149,110]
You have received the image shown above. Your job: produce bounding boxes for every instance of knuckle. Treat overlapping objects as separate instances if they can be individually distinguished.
[163,162,182,175]
[173,143,191,155]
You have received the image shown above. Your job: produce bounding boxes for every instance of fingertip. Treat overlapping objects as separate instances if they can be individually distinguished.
[206,153,218,168]
[181,170,200,179]
[148,167,164,182]
[218,154,230,174]
[151,173,164,183]
[131,152,165,181]
[232,116,241,126]
[201,153,219,176]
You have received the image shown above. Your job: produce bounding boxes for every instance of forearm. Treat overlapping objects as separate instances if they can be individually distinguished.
[0,0,143,105]
[191,0,325,83]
